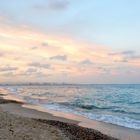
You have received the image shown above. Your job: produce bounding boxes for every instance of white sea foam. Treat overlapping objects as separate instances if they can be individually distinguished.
[45,103,140,130]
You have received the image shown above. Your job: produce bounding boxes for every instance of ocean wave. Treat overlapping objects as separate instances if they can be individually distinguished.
[61,102,115,110]
[112,109,140,115]
[128,101,140,105]
[45,103,140,130]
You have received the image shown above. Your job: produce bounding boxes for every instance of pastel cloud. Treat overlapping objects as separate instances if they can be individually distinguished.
[0,66,18,72]
[33,0,69,11]
[50,55,67,61]
[29,62,51,69]
[26,68,37,73]
[0,20,140,83]
[109,50,140,63]
[79,59,93,65]
[48,0,69,11]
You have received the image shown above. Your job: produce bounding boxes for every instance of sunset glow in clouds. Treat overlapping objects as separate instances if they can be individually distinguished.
[0,0,140,83]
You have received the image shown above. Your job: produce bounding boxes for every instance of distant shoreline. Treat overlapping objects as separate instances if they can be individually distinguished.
[0,83,140,86]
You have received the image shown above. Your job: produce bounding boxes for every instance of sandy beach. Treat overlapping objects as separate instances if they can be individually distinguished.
[0,96,119,140]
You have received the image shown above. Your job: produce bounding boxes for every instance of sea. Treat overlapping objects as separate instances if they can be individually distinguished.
[1,84,140,130]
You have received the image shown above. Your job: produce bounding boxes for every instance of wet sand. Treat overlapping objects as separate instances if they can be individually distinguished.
[0,97,117,140]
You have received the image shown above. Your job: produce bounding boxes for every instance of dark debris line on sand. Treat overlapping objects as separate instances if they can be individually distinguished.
[36,119,118,140]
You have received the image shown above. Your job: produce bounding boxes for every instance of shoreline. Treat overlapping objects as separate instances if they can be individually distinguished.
[0,95,140,140]
[20,104,140,140]
[0,96,118,140]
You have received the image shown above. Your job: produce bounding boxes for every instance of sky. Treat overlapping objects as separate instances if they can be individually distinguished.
[0,0,140,84]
